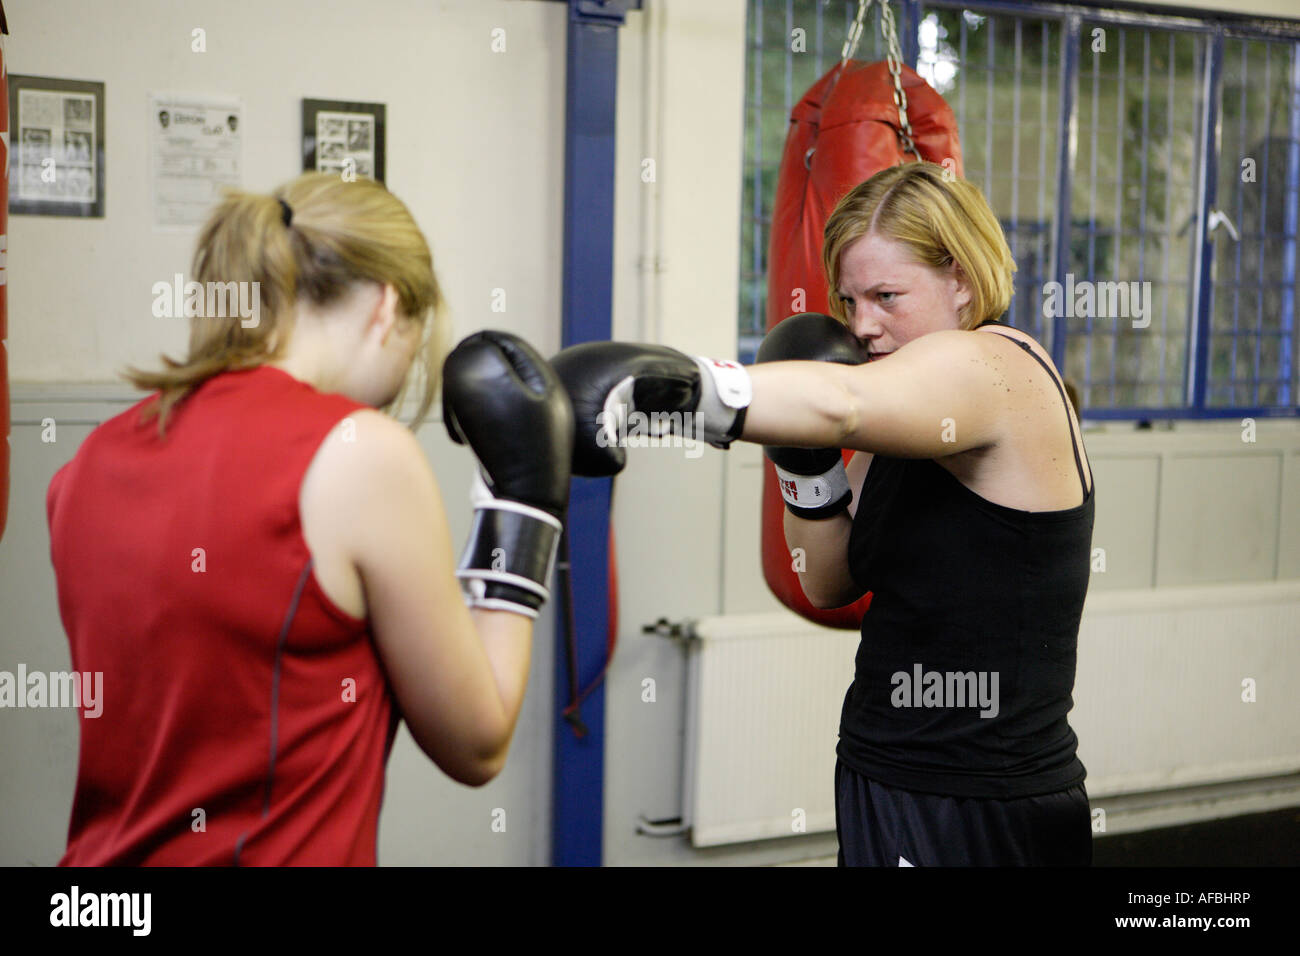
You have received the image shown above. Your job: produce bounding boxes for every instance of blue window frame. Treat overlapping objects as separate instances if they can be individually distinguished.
[740,0,1300,420]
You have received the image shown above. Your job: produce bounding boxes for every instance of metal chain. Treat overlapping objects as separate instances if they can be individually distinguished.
[838,0,921,162]
[878,0,920,161]
[839,0,872,66]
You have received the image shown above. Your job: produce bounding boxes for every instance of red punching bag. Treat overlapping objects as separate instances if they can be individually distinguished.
[0,2,10,545]
[761,58,962,628]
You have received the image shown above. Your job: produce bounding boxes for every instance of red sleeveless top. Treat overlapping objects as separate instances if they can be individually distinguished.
[47,366,399,865]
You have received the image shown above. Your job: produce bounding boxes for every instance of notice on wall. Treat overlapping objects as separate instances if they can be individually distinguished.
[150,93,242,229]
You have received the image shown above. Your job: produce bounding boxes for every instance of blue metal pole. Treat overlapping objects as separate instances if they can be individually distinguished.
[900,0,920,71]
[1050,15,1080,376]
[552,0,640,868]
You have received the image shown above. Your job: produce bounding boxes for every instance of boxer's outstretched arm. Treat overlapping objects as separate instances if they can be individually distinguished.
[742,330,1002,459]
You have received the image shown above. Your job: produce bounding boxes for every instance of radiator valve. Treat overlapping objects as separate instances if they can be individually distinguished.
[641,617,697,642]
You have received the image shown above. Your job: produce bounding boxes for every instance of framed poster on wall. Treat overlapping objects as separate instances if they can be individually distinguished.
[301,98,385,184]
[8,75,105,217]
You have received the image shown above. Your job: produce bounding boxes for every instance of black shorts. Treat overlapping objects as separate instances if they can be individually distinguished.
[834,758,1092,866]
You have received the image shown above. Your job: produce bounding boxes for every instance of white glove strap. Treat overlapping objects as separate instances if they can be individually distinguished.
[692,356,752,445]
[773,459,850,510]
[458,471,562,618]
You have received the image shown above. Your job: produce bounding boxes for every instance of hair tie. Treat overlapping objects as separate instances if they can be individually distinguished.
[278,197,293,228]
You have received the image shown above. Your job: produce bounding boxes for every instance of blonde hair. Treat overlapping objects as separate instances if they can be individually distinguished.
[126,172,447,435]
[822,162,1015,330]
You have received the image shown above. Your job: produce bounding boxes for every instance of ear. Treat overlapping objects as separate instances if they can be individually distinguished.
[366,283,402,342]
[951,262,973,319]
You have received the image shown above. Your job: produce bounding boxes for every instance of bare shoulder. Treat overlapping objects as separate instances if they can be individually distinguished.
[972,323,1031,342]
[897,328,1011,385]
[939,324,1093,508]
[310,410,428,488]
[301,409,436,546]
[901,327,986,360]
[879,328,1003,397]
[972,323,1051,359]
[971,324,1072,409]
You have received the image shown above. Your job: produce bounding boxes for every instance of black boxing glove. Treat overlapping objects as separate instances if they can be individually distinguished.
[756,313,868,519]
[549,342,751,477]
[442,331,575,618]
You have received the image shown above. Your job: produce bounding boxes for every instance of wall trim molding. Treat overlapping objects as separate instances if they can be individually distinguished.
[9,382,438,428]
[11,382,141,405]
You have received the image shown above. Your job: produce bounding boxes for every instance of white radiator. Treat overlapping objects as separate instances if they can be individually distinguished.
[1072,582,1300,796]
[682,611,858,847]
[682,583,1300,847]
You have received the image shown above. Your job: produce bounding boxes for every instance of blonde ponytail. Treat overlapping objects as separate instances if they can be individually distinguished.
[126,172,445,435]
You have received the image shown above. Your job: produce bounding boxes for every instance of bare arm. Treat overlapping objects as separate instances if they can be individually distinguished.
[781,451,871,608]
[313,410,531,786]
[742,330,1003,458]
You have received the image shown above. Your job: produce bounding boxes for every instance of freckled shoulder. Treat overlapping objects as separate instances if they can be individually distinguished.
[971,325,1063,392]
[969,324,1094,498]
[972,323,1051,358]
[909,328,1011,383]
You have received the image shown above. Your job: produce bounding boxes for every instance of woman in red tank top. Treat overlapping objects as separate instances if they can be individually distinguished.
[48,172,572,865]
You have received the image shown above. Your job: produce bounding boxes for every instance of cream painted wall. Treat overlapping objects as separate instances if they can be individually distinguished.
[6,0,567,383]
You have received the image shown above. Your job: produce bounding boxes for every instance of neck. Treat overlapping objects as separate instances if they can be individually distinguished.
[265,338,338,393]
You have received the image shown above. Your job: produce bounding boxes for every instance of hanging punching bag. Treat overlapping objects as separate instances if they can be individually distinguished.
[0,3,10,545]
[761,59,962,628]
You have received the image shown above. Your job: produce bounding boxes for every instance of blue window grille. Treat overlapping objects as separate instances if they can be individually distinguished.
[739,0,1300,420]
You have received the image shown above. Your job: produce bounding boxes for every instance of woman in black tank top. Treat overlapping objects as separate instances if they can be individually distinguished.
[757,163,1095,865]
[546,161,1095,865]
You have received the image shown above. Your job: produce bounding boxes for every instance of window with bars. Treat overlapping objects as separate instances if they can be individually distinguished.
[739,0,1300,419]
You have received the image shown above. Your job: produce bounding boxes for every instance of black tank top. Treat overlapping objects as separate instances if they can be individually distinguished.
[838,321,1093,798]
